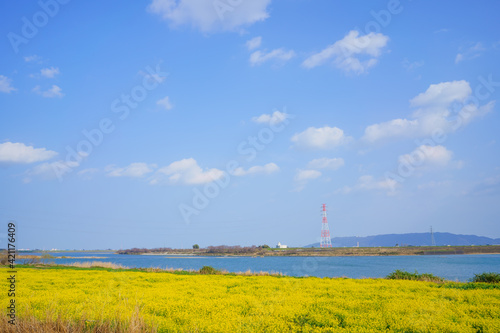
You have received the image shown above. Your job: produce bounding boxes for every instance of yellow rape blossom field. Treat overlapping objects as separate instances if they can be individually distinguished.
[1,266,500,332]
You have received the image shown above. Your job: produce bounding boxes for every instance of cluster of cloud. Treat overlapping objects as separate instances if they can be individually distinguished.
[148,0,271,32]
[333,144,461,196]
[70,158,279,186]
[7,75,494,199]
[244,30,389,73]
[455,42,485,64]
[362,80,494,143]
[149,159,279,184]
[149,2,391,74]
[24,55,64,98]
[302,30,389,74]
[286,79,492,195]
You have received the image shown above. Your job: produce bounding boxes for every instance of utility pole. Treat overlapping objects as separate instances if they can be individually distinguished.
[320,204,332,248]
[430,226,436,246]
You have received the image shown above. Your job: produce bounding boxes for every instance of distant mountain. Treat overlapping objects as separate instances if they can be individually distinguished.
[305,232,500,247]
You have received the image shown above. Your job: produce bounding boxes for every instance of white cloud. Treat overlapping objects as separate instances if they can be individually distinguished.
[357,175,398,193]
[150,158,224,185]
[252,110,289,125]
[433,28,449,34]
[77,168,100,180]
[23,152,88,183]
[24,160,80,183]
[363,119,419,143]
[294,169,321,182]
[246,36,262,50]
[106,163,157,178]
[338,175,398,195]
[139,69,167,84]
[302,30,389,74]
[0,142,57,164]
[249,48,295,66]
[307,157,344,170]
[455,42,485,64]
[398,145,460,172]
[157,96,173,110]
[362,80,494,143]
[291,126,352,150]
[467,175,500,196]
[410,80,471,107]
[292,169,322,192]
[233,163,279,176]
[40,67,60,78]
[0,75,16,93]
[417,180,451,190]
[148,0,271,32]
[24,55,40,62]
[33,85,64,98]
[402,58,424,71]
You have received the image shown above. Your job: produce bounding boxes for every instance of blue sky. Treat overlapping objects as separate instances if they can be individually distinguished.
[1,0,499,250]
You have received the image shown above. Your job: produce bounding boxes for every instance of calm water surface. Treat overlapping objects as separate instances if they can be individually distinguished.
[28,252,500,282]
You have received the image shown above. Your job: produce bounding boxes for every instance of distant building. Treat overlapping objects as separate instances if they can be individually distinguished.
[276,242,288,249]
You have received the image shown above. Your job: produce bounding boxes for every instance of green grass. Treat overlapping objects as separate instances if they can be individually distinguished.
[198,265,220,275]
[470,272,500,283]
[386,269,446,282]
[439,282,500,290]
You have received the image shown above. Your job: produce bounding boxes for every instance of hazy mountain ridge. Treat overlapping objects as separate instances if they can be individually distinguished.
[305,232,500,247]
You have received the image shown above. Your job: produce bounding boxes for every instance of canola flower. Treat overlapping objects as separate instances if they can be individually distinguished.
[1,266,499,332]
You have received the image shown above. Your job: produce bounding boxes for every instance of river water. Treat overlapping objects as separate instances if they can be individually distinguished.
[27,252,500,282]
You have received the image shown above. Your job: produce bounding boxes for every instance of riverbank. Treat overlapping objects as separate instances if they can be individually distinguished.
[119,245,500,257]
[1,265,499,332]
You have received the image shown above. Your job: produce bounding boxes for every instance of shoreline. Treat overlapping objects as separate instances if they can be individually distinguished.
[123,245,500,257]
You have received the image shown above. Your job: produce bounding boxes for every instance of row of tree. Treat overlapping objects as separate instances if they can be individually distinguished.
[116,247,173,255]
[117,245,272,255]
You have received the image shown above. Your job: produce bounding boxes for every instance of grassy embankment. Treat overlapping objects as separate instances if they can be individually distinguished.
[1,263,499,332]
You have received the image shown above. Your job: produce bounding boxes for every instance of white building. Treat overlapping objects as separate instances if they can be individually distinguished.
[276,242,288,249]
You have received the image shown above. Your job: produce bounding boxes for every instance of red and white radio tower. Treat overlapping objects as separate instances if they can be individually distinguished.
[320,204,332,247]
